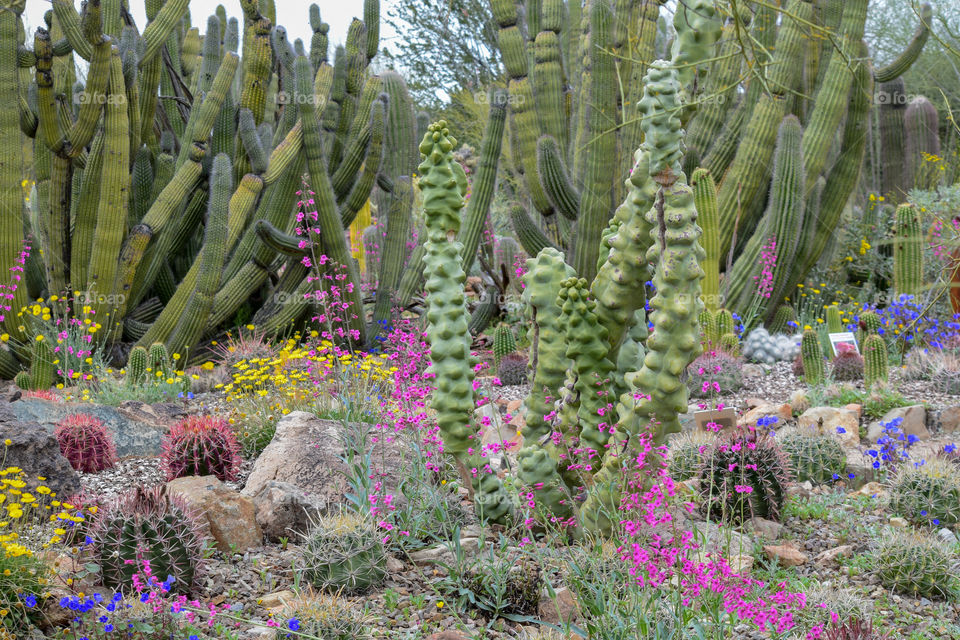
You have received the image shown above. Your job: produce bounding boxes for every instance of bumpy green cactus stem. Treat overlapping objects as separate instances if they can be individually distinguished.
[419,120,511,524]
[893,204,923,298]
[801,329,824,386]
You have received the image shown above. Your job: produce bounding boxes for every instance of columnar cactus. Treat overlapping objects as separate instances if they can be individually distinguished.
[770,305,798,334]
[14,337,54,391]
[801,329,825,385]
[826,306,843,334]
[126,346,148,386]
[863,334,889,387]
[893,204,923,298]
[904,96,941,191]
[491,325,516,368]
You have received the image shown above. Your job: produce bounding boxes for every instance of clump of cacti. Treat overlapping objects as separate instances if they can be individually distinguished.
[874,531,958,599]
[302,511,387,593]
[742,328,799,364]
[779,431,846,485]
[272,591,373,640]
[686,350,744,398]
[863,334,889,387]
[55,414,117,473]
[667,431,716,482]
[491,325,516,368]
[698,428,792,524]
[719,333,740,357]
[801,329,825,386]
[888,458,960,526]
[497,353,528,386]
[831,344,864,381]
[160,416,241,482]
[89,485,208,593]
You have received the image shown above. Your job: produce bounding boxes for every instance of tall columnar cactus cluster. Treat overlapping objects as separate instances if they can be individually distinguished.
[3,0,516,374]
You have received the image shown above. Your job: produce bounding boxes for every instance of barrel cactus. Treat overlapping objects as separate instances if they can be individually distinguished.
[160,415,242,482]
[831,344,864,381]
[667,431,716,482]
[55,414,117,473]
[779,431,846,485]
[497,353,528,386]
[801,329,825,385]
[491,324,516,368]
[875,532,958,599]
[302,511,387,593]
[89,485,208,593]
[888,458,960,526]
[863,334,889,387]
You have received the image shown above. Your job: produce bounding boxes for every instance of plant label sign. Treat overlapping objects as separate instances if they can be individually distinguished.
[828,332,859,357]
[694,407,737,432]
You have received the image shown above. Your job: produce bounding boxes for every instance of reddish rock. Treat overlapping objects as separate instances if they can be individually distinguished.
[763,544,808,567]
[167,475,262,552]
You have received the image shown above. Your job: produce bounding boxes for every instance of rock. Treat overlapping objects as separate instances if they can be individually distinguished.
[747,517,783,541]
[889,517,909,528]
[477,403,521,464]
[506,399,523,415]
[425,633,471,640]
[248,481,324,542]
[788,480,814,498]
[742,364,766,378]
[789,390,810,414]
[166,475,262,552]
[538,586,579,625]
[844,404,862,419]
[408,538,480,566]
[854,481,888,499]
[867,405,929,443]
[0,405,79,497]
[937,528,958,544]
[693,522,754,556]
[763,544,808,567]
[242,412,405,511]
[739,403,792,429]
[386,555,404,573]
[10,397,185,457]
[797,406,860,448]
[814,545,853,566]
[927,405,960,434]
[259,590,296,610]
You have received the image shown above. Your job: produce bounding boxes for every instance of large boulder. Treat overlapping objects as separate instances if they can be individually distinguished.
[0,405,79,497]
[166,475,262,552]
[10,398,186,457]
[866,405,929,443]
[242,412,405,534]
[797,406,860,448]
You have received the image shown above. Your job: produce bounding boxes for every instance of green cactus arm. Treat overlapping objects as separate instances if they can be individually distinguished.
[874,3,932,83]
[904,96,940,191]
[368,177,413,345]
[510,203,557,257]
[532,27,567,154]
[139,0,190,68]
[536,135,580,221]
[309,6,329,68]
[591,149,657,351]
[669,0,721,90]
[51,0,93,61]
[691,168,720,310]
[364,0,379,60]
[237,108,268,174]
[238,0,272,125]
[296,56,366,345]
[460,89,507,275]
[339,99,386,226]
[164,154,232,359]
[254,219,309,256]
[331,120,373,199]
[70,130,105,291]
[395,243,426,308]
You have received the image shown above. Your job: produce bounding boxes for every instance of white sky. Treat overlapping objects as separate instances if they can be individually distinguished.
[22,0,400,55]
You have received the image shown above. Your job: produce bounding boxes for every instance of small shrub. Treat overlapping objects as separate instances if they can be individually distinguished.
[874,531,958,599]
[888,458,960,526]
[497,352,528,385]
[698,427,792,524]
[54,413,117,473]
[301,511,387,593]
[685,350,743,398]
[161,415,241,482]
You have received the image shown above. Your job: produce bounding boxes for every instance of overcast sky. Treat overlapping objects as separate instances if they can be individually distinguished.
[22,1,399,55]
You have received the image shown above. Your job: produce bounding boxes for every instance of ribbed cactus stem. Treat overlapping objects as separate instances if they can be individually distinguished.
[691,168,719,310]
[893,204,923,297]
[826,306,843,334]
[862,333,889,387]
[801,329,824,386]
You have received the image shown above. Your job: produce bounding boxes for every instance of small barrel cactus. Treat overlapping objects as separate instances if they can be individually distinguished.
[801,329,825,385]
[769,305,797,334]
[126,346,149,386]
[15,336,55,391]
[161,416,241,482]
[698,428,792,524]
[491,324,516,368]
[888,458,960,526]
[715,309,736,340]
[497,352,528,386]
[719,332,740,357]
[667,431,716,481]
[831,344,864,381]
[89,485,208,593]
[779,431,846,485]
[863,334,889,387]
[685,350,744,398]
[302,511,387,593]
[875,531,958,599]
[55,414,117,473]
[273,593,373,640]
[149,342,174,378]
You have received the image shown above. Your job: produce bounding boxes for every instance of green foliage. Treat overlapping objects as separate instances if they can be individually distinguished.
[302,511,387,594]
[686,350,744,398]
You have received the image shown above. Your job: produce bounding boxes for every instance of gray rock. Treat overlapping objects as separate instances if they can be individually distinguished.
[10,397,186,457]
[866,405,929,443]
[926,405,960,434]
[747,517,783,541]
[249,481,325,542]
[0,404,79,497]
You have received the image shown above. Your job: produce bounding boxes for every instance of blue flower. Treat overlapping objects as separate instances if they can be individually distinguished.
[104,625,114,632]
[832,473,840,480]
[23,594,36,608]
[933,518,940,525]
[847,473,855,479]
[112,592,123,602]
[836,427,846,434]
[907,434,919,444]
[84,535,93,546]
[945,444,957,454]
[288,618,301,631]
[921,510,928,516]
[872,461,880,469]
[99,615,108,623]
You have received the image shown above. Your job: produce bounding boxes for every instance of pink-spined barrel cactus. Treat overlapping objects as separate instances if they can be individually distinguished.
[161,415,241,482]
[54,414,117,473]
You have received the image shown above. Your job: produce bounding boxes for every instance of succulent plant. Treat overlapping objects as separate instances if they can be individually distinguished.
[685,350,744,398]
[801,329,825,385]
[742,328,800,364]
[874,531,958,599]
[769,305,798,335]
[466,556,541,617]
[888,458,960,526]
[497,353,529,386]
[667,431,716,482]
[126,346,148,386]
[831,345,864,381]
[823,618,891,640]
[302,511,388,593]
[491,324,516,368]
[160,415,242,482]
[272,591,373,640]
[698,428,792,524]
[55,414,117,473]
[89,485,208,593]
[778,431,846,485]
[719,332,740,357]
[862,334,889,387]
